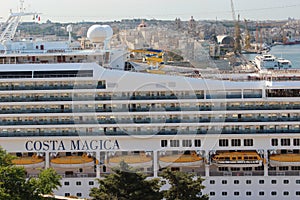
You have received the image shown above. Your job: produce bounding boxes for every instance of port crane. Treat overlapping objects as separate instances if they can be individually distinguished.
[230,0,242,54]
[244,19,251,50]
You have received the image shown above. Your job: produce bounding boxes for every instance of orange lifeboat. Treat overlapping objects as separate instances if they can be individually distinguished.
[159,151,203,168]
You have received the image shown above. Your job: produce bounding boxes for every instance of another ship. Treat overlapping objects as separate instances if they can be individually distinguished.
[2,2,300,200]
[254,54,292,70]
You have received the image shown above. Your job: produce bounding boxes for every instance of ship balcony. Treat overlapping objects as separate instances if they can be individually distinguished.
[268,171,300,176]
[0,84,106,91]
[210,171,264,176]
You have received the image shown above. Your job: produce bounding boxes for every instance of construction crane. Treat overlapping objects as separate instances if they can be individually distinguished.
[230,0,242,54]
[244,19,251,50]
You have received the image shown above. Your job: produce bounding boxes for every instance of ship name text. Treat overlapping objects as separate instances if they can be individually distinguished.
[25,140,120,151]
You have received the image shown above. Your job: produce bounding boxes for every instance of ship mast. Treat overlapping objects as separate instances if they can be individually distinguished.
[0,0,38,43]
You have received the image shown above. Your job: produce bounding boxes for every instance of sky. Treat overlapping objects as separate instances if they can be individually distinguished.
[1,0,300,23]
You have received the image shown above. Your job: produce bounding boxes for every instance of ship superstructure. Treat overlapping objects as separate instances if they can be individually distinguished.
[1,3,300,200]
[1,60,300,199]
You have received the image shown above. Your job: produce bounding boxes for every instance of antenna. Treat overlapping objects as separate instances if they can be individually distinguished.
[20,0,25,13]
[0,0,40,42]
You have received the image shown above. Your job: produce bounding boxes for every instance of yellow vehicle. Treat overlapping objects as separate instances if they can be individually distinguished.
[130,48,165,74]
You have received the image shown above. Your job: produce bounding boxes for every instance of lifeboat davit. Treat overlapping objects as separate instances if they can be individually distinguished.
[159,151,203,168]
[212,151,263,167]
[12,155,44,169]
[270,154,300,166]
[50,154,94,168]
[108,153,152,168]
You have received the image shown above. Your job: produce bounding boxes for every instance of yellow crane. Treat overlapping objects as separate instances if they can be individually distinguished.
[231,0,242,54]
[244,19,251,50]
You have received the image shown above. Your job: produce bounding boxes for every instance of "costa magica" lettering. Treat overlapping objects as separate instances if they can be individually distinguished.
[25,140,120,151]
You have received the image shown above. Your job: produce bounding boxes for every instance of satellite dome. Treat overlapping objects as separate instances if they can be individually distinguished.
[87,25,113,43]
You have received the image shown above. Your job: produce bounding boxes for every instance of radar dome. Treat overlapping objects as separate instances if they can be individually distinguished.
[87,25,113,43]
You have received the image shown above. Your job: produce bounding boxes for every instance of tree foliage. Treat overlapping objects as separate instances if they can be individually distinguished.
[90,161,162,200]
[90,161,208,200]
[161,168,208,200]
[0,147,62,200]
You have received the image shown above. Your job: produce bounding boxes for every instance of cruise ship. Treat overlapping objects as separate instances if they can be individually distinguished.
[2,3,300,200]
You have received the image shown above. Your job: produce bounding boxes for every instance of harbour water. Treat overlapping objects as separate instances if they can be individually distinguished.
[269,44,300,68]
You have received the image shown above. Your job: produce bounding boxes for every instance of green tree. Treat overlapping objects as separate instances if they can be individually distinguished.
[90,161,162,200]
[161,168,208,200]
[0,147,62,200]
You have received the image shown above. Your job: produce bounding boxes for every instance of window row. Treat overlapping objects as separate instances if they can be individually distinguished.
[210,179,299,185]
[210,190,300,196]
[219,139,254,147]
[271,138,300,146]
[161,139,201,147]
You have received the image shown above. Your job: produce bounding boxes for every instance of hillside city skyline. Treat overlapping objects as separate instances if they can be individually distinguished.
[1,0,300,23]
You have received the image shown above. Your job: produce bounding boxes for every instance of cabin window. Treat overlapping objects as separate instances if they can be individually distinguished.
[210,192,215,196]
[283,180,289,184]
[283,191,289,196]
[233,180,239,184]
[76,181,81,186]
[234,191,239,196]
[182,140,192,147]
[218,167,228,172]
[76,193,82,197]
[194,139,201,147]
[219,139,228,147]
[231,139,241,146]
[170,140,179,147]
[244,139,253,146]
[259,180,264,184]
[65,193,70,197]
[246,180,252,184]
[271,191,277,196]
[279,166,288,171]
[243,167,252,171]
[281,138,290,146]
[246,191,252,196]
[292,167,300,170]
[259,191,265,196]
[221,191,227,196]
[271,180,277,184]
[64,181,69,186]
[161,140,167,147]
[210,180,215,184]
[89,181,94,186]
[294,139,300,146]
[296,191,300,196]
[271,138,278,146]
